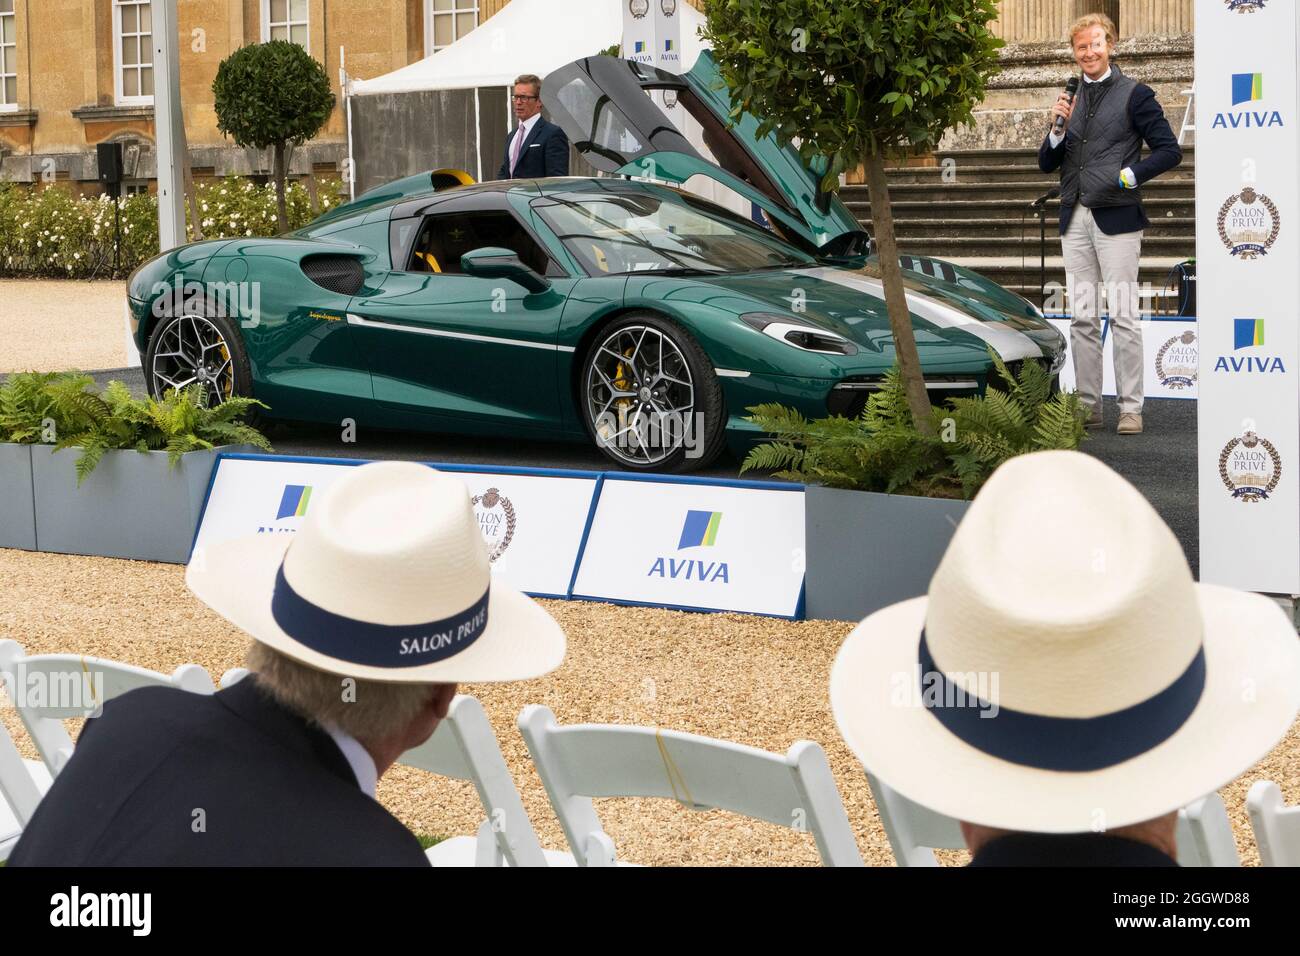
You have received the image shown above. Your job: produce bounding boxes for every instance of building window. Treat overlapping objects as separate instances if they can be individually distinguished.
[424,0,478,54]
[113,0,153,104]
[263,0,309,50]
[1,0,18,111]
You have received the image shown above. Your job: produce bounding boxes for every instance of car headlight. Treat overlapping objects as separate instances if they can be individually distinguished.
[741,312,859,356]
[1049,335,1067,374]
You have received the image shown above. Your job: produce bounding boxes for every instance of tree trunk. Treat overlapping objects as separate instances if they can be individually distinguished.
[273,142,289,234]
[862,150,935,437]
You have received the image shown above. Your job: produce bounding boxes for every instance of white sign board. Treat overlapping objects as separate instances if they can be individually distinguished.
[572,477,806,617]
[192,456,600,598]
[1050,319,1199,400]
[1195,0,1300,594]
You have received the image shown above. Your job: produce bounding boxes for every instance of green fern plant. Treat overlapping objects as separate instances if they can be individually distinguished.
[0,371,100,444]
[741,349,1084,499]
[49,381,272,485]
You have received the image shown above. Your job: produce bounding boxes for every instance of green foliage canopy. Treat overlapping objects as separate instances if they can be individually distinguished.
[700,0,1004,190]
[212,41,335,152]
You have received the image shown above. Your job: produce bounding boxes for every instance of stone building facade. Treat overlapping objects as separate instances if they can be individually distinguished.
[0,0,1193,193]
[959,0,1195,151]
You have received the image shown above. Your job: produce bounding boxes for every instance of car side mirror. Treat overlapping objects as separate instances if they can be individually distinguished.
[460,246,550,294]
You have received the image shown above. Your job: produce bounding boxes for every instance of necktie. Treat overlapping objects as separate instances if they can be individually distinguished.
[510,124,526,174]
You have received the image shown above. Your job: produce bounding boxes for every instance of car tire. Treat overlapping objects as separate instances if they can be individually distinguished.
[580,312,728,473]
[144,301,254,410]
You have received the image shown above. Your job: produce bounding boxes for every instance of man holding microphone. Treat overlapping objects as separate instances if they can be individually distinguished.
[1039,14,1182,435]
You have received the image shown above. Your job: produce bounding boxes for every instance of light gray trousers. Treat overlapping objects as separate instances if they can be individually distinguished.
[1062,206,1145,414]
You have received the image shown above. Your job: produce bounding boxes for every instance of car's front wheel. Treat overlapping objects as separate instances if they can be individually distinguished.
[144,306,252,408]
[580,313,727,472]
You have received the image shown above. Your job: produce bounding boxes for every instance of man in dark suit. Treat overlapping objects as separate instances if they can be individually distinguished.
[6,675,446,865]
[498,73,569,179]
[7,461,567,866]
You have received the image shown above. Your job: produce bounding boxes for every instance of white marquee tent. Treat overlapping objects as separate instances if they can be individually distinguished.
[341,0,720,198]
[349,0,708,98]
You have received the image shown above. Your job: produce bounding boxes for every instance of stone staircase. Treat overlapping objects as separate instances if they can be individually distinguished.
[843,147,1196,304]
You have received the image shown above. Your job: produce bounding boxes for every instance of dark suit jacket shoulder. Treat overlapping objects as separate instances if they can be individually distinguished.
[970,832,1179,867]
[498,116,570,180]
[8,678,429,866]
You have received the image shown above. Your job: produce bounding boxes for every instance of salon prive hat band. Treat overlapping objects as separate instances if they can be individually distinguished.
[271,560,490,668]
[917,630,1207,773]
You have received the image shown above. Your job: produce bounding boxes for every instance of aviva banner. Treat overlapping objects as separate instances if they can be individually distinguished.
[1196,0,1300,593]
[191,456,600,599]
[571,476,806,618]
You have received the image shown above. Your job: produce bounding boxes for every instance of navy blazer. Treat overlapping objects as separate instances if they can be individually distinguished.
[1038,81,1183,236]
[7,677,430,866]
[970,832,1179,867]
[499,116,570,179]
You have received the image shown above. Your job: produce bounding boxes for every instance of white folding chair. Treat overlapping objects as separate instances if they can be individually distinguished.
[0,639,215,777]
[1176,793,1240,867]
[400,695,570,867]
[1247,780,1300,867]
[517,705,864,866]
[869,775,1238,866]
[0,718,52,863]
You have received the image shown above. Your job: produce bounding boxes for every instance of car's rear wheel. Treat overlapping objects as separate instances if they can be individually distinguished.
[580,313,727,472]
[144,305,252,408]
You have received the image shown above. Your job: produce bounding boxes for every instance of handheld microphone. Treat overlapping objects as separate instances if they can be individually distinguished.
[1031,187,1061,209]
[1053,77,1080,134]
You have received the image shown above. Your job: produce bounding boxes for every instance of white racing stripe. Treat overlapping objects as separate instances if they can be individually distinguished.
[802,266,1043,362]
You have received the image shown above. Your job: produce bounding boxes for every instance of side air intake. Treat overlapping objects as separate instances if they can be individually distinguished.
[301,254,364,295]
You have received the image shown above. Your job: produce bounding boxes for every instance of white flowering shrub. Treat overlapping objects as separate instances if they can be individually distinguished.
[0,177,345,278]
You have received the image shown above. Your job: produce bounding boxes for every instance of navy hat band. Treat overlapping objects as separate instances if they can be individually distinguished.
[918,630,1206,772]
[271,561,490,668]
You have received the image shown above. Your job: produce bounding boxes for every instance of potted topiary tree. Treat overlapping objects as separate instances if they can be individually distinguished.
[703,1,1062,620]
[212,41,335,234]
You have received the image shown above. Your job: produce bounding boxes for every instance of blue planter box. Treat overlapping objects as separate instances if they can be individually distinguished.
[0,444,37,550]
[31,444,253,563]
[805,485,971,622]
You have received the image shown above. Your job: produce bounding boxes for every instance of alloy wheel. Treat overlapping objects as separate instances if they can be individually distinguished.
[148,313,236,406]
[586,325,696,467]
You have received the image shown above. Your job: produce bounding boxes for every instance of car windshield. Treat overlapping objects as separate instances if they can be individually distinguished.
[531,188,814,276]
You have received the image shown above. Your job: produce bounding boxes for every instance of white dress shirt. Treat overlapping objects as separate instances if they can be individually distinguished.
[324,724,378,798]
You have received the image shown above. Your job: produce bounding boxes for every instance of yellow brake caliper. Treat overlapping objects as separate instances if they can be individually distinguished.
[598,346,637,442]
[218,342,233,399]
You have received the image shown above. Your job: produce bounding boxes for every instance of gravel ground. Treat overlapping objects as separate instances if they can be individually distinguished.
[0,280,127,374]
[2,547,1296,866]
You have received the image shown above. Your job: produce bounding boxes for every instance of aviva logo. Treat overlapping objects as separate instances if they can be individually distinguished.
[276,484,313,520]
[1214,73,1284,129]
[1232,72,1264,105]
[648,510,729,583]
[1216,320,1285,373]
[1234,318,1265,349]
[677,510,722,549]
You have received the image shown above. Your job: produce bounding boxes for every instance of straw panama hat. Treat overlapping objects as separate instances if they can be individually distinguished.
[830,450,1300,834]
[186,461,566,683]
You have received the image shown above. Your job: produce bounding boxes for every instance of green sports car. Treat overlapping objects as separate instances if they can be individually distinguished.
[128,53,1065,472]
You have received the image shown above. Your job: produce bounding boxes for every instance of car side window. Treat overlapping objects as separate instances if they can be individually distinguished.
[406,211,557,277]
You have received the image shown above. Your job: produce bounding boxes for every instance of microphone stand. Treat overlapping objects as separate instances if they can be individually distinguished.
[1030,187,1060,311]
